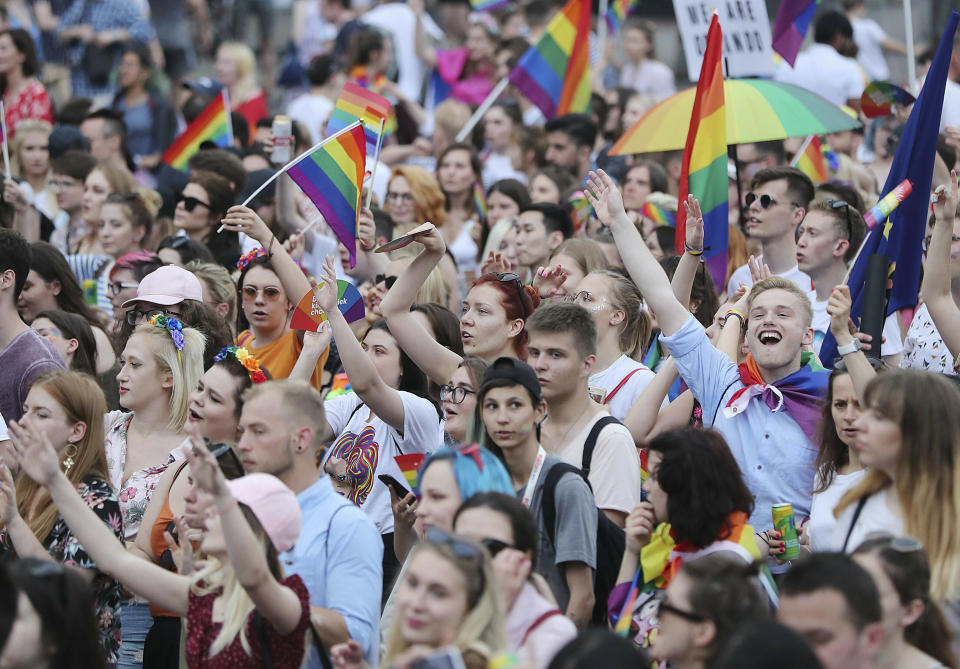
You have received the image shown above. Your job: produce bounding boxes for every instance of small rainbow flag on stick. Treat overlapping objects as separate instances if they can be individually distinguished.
[286,122,367,268]
[605,0,638,33]
[162,90,233,171]
[325,81,391,161]
[473,183,487,221]
[641,202,676,227]
[791,135,829,184]
[471,0,509,11]
[772,0,821,67]
[507,0,591,119]
[395,454,427,491]
[569,191,593,233]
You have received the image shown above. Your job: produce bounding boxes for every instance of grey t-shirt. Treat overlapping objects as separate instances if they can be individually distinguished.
[523,455,597,612]
[0,329,64,423]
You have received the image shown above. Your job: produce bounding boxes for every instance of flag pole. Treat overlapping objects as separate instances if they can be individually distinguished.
[903,0,917,94]
[217,120,363,232]
[455,77,509,143]
[365,118,387,210]
[789,135,815,168]
[1,102,10,179]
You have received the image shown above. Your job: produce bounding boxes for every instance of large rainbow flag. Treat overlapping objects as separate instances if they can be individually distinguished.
[605,0,638,33]
[676,12,728,293]
[507,0,590,119]
[791,135,828,184]
[161,90,233,171]
[286,123,366,268]
[324,82,391,162]
[772,0,821,67]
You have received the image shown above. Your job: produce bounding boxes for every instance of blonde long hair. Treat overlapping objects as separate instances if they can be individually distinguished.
[387,167,447,231]
[383,541,505,669]
[15,371,108,544]
[131,323,205,431]
[835,370,960,599]
[11,118,52,179]
[218,42,259,104]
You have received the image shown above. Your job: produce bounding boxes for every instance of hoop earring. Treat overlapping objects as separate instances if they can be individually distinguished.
[62,443,79,474]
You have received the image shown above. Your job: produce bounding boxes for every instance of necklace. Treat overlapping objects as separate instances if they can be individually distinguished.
[552,402,592,452]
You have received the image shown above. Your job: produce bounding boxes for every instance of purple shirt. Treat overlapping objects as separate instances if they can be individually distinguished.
[0,329,65,423]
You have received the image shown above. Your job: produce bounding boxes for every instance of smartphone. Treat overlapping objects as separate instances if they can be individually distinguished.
[410,647,467,669]
[378,474,410,499]
[208,441,245,479]
[587,385,607,404]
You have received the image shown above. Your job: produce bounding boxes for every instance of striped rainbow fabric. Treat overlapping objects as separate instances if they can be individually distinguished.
[605,0,638,33]
[162,90,233,171]
[772,0,821,67]
[791,135,828,184]
[676,12,728,293]
[641,201,676,227]
[473,182,487,221]
[471,0,510,11]
[507,0,590,119]
[325,82,391,161]
[286,123,366,268]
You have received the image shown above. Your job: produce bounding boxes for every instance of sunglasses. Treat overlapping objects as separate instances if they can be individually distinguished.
[108,281,139,295]
[745,192,801,210]
[426,527,484,560]
[439,385,476,404]
[375,274,398,289]
[921,234,960,252]
[480,537,512,558]
[658,598,706,623]
[496,272,525,304]
[126,308,182,326]
[825,199,853,241]
[179,195,211,213]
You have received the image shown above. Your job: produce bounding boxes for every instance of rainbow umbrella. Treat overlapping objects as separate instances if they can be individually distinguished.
[610,79,862,155]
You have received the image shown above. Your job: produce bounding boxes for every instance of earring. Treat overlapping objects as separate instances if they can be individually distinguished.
[62,443,79,474]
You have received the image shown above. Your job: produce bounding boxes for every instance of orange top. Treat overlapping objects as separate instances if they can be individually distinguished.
[149,461,189,618]
[236,329,329,391]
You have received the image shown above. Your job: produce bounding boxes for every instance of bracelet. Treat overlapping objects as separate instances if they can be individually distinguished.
[723,309,746,331]
[214,498,237,516]
[267,234,276,256]
[683,242,704,256]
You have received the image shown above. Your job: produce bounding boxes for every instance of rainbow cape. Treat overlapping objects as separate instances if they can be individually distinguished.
[791,135,828,184]
[395,453,426,491]
[772,0,821,67]
[324,81,391,163]
[676,12,728,293]
[286,123,366,268]
[605,0,638,33]
[507,0,590,119]
[162,90,233,171]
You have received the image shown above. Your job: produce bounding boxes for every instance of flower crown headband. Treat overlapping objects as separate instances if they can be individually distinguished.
[149,314,184,364]
[214,346,268,384]
[237,246,267,272]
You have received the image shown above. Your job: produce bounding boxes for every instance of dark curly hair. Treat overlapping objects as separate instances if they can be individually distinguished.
[648,428,754,548]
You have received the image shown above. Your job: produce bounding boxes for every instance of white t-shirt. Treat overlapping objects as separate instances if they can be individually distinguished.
[588,354,661,422]
[941,79,960,133]
[0,411,8,441]
[774,43,866,108]
[554,412,642,515]
[323,392,445,534]
[807,469,867,553]
[361,3,443,103]
[852,17,889,81]
[619,59,676,102]
[726,261,814,297]
[482,152,527,191]
[287,92,335,146]
[810,298,903,358]
[831,486,903,553]
[900,302,957,376]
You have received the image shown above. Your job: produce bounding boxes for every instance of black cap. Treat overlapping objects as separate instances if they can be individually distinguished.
[482,357,543,402]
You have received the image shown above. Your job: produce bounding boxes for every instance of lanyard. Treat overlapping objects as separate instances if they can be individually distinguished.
[521,446,548,508]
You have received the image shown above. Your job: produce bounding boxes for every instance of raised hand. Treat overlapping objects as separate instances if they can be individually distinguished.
[389,488,417,533]
[416,223,447,256]
[7,419,61,487]
[219,206,273,244]
[310,257,340,315]
[584,169,626,228]
[164,514,196,576]
[827,285,854,341]
[330,640,368,669]
[302,322,332,353]
[357,208,376,250]
[684,194,704,252]
[624,502,656,555]
[746,255,772,285]
[533,263,568,298]
[480,250,512,276]
[932,168,959,224]
[183,437,230,501]
[0,460,19,525]
[492,547,532,610]
[284,230,306,262]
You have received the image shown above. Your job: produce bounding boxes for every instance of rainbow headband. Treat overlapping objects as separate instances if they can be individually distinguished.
[149,314,184,364]
[214,346,268,384]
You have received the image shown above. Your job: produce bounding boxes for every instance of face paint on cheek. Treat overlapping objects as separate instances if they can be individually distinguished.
[516,421,536,436]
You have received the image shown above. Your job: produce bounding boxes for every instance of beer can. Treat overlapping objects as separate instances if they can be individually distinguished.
[82,279,97,306]
[272,115,293,165]
[772,503,800,560]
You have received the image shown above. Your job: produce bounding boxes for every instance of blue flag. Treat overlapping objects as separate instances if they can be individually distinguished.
[820,10,959,367]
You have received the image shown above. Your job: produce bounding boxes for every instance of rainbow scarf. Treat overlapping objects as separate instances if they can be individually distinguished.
[723,352,828,443]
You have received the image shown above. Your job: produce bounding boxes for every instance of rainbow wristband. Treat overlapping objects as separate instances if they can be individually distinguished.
[684,243,704,256]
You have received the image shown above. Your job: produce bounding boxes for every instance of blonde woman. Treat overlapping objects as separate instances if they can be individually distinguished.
[0,370,124,664]
[187,260,238,331]
[215,42,267,141]
[332,530,505,669]
[10,118,58,221]
[5,422,312,668]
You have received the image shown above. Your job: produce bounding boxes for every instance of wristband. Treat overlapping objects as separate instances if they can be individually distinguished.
[723,309,746,331]
[683,243,704,256]
[836,338,862,356]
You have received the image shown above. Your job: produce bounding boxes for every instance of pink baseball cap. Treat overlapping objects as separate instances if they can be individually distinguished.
[122,265,204,308]
[227,473,302,553]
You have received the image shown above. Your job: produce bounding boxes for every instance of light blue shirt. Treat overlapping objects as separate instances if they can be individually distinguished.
[280,476,383,666]
[661,316,818,536]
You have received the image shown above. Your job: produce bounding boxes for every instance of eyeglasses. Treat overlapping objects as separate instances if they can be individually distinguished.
[108,281,139,295]
[480,538,512,558]
[426,527,484,560]
[921,234,960,252]
[50,178,81,190]
[439,385,476,404]
[178,195,211,213]
[825,199,853,241]
[385,191,414,203]
[657,598,706,623]
[745,192,801,210]
[126,308,182,326]
[375,274,398,289]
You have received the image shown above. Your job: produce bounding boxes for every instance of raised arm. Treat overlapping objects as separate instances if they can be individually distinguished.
[670,196,705,307]
[828,285,877,401]
[409,0,438,68]
[6,420,191,615]
[0,462,65,565]
[921,172,960,362]
[314,259,409,432]
[622,357,678,443]
[185,439,304,635]
[379,225,463,385]
[586,170,690,335]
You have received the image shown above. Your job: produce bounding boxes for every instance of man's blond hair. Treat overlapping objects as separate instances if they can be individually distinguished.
[243,379,327,448]
[746,277,814,328]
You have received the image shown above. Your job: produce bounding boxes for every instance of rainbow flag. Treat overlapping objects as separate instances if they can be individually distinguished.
[641,201,676,227]
[473,182,487,221]
[569,191,593,233]
[676,12,728,293]
[605,0,638,33]
[772,0,821,67]
[286,123,366,268]
[507,0,590,119]
[325,81,391,162]
[395,453,426,491]
[161,90,233,171]
[791,135,828,184]
[471,0,509,11]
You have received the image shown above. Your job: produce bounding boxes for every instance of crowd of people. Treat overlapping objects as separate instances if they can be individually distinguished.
[0,0,958,668]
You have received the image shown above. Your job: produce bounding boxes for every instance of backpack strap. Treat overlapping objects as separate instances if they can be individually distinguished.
[521,609,564,646]
[542,462,589,548]
[604,368,642,405]
[582,416,621,478]
[841,495,870,553]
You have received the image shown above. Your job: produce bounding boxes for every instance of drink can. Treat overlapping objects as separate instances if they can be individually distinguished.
[772,503,800,559]
[82,279,97,306]
[272,115,293,165]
